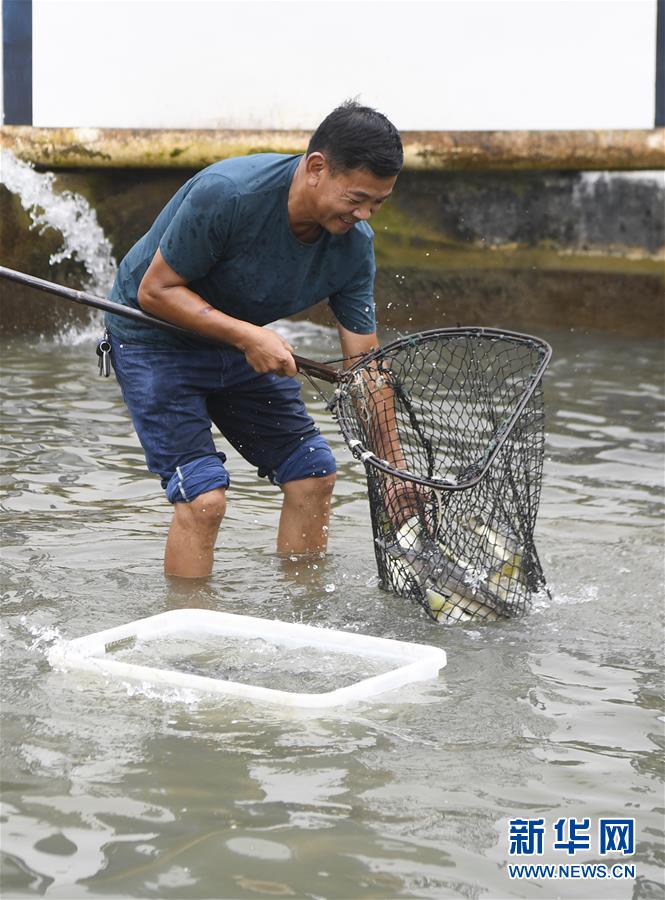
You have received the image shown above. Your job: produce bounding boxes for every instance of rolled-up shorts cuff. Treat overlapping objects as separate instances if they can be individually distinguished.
[163,452,230,504]
[268,434,336,486]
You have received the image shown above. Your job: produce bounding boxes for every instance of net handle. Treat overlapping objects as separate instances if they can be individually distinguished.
[0,266,342,384]
[334,327,552,491]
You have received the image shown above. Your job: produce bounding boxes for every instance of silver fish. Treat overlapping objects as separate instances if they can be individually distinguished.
[377,516,504,624]
[466,514,523,572]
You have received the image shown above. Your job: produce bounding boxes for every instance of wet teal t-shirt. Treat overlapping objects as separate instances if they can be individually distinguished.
[106,154,376,346]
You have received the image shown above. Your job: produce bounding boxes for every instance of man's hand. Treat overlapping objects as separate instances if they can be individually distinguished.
[384,478,429,529]
[241,325,297,377]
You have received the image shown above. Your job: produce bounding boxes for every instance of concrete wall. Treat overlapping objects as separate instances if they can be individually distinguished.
[2,163,662,337]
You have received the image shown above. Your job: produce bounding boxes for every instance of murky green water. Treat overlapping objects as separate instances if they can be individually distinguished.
[1,319,663,899]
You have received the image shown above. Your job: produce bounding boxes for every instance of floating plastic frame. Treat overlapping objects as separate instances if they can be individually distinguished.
[48,609,447,709]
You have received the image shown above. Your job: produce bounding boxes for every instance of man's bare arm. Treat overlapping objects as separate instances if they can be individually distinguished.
[338,324,426,525]
[138,250,297,376]
[337,324,407,470]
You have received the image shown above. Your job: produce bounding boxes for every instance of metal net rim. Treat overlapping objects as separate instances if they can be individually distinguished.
[331,325,552,491]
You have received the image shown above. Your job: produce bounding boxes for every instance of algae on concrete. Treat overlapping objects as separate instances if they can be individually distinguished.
[2,127,664,171]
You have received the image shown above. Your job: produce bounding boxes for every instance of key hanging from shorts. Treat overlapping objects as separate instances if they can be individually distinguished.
[96,333,112,377]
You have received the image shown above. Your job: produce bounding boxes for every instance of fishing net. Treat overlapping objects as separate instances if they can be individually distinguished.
[331,327,551,624]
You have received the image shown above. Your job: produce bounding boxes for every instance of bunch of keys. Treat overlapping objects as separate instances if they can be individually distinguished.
[96,334,112,377]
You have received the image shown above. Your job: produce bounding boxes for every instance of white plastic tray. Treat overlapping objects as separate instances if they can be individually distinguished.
[48,609,447,709]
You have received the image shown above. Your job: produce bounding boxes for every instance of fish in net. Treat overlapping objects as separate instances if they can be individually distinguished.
[330,327,552,624]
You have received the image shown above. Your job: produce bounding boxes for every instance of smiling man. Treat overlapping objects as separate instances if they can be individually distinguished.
[105,101,403,578]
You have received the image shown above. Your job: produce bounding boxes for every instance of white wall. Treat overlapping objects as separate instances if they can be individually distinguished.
[17,0,662,130]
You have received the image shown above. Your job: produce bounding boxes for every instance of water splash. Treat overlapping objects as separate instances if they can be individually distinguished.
[0,149,117,294]
[46,318,106,347]
[22,619,64,653]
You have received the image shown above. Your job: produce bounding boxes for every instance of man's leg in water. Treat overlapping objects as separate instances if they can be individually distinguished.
[277,473,336,555]
[164,487,227,577]
[164,468,335,575]
[110,339,230,578]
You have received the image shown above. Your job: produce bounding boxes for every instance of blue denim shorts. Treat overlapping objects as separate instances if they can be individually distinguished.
[109,335,336,503]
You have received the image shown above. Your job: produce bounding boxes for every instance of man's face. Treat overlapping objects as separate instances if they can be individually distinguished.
[310,157,397,234]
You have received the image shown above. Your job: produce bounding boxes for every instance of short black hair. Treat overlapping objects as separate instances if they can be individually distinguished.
[307,100,403,178]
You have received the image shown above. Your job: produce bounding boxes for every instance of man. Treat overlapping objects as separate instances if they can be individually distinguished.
[106,101,403,578]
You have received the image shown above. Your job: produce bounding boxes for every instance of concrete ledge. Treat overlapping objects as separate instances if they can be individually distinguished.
[2,126,664,171]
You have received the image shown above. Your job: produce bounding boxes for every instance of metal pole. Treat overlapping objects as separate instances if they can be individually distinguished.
[0,266,341,383]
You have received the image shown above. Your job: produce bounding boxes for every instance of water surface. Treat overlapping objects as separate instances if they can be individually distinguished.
[1,320,663,899]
